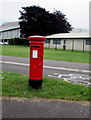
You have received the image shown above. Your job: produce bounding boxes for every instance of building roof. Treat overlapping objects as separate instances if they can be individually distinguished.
[46,33,90,39]
[70,28,88,33]
[0,21,20,32]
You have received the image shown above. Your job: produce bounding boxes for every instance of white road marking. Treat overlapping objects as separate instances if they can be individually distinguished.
[48,73,91,86]
[0,60,90,73]
[0,61,29,66]
[44,65,90,73]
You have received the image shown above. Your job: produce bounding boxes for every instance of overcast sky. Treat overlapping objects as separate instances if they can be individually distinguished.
[0,0,90,30]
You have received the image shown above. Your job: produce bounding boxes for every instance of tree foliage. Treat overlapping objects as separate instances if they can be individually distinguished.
[19,6,72,38]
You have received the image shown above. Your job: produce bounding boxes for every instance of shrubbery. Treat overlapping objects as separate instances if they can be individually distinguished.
[9,38,29,46]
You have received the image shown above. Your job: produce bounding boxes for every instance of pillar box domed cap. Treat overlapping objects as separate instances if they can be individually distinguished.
[28,35,46,41]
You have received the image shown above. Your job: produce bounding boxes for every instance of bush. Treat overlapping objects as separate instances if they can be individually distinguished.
[9,38,29,46]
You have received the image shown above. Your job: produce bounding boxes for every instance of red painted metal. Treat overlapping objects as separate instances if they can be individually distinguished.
[28,35,46,88]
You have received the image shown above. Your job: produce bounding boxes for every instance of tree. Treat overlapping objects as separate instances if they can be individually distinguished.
[19,6,72,38]
[53,10,72,33]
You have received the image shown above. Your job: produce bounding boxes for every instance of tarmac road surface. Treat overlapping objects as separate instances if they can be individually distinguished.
[1,56,91,86]
[1,56,89,70]
[1,98,90,118]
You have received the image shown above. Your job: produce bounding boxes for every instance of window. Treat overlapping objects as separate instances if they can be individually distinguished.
[53,39,61,44]
[64,40,67,44]
[45,39,50,43]
[86,39,91,45]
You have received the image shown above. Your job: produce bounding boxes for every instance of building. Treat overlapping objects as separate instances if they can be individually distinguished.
[0,21,20,43]
[0,21,91,51]
[46,33,91,51]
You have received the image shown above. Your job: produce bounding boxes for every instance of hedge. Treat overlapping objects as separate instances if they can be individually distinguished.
[9,38,29,45]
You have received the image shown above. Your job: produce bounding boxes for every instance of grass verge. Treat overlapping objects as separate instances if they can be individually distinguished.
[1,45,90,63]
[1,71,91,101]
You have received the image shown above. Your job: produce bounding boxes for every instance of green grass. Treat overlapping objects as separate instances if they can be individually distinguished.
[1,45,90,63]
[44,48,90,63]
[2,45,30,58]
[1,71,91,101]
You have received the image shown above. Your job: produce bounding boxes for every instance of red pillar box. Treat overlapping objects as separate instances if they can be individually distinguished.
[28,35,46,89]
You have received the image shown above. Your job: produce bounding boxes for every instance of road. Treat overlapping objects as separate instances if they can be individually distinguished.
[1,56,91,86]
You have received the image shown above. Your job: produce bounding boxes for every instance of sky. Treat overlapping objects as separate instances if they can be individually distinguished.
[0,0,90,30]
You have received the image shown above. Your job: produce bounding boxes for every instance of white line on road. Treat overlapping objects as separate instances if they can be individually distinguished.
[44,66,90,73]
[0,60,90,73]
[0,61,29,66]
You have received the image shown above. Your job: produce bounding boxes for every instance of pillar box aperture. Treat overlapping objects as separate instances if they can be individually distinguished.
[28,35,46,89]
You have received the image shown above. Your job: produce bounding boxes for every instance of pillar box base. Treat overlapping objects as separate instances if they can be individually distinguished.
[28,79,43,89]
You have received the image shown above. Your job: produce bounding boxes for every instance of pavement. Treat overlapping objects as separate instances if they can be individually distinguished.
[1,98,90,118]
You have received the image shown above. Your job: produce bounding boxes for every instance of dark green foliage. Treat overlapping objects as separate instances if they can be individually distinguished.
[19,6,73,38]
[9,38,29,45]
